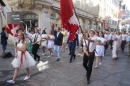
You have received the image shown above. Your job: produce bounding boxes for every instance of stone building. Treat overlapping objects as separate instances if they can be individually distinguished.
[0,0,120,44]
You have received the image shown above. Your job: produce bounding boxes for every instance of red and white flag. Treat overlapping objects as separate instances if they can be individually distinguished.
[60,0,79,42]
[0,0,18,36]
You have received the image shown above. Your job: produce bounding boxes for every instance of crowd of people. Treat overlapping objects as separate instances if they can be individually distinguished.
[1,26,130,84]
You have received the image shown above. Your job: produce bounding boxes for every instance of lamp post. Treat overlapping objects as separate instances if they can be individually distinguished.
[118,0,123,30]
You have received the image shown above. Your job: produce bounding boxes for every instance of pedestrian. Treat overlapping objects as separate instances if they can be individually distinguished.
[7,32,36,84]
[61,28,67,52]
[1,27,8,58]
[109,32,114,49]
[32,28,41,61]
[47,30,55,57]
[95,31,106,68]
[68,33,79,63]
[121,31,127,53]
[78,30,83,48]
[104,31,109,53]
[126,32,130,55]
[41,30,48,55]
[83,29,97,84]
[54,27,63,61]
[112,31,122,59]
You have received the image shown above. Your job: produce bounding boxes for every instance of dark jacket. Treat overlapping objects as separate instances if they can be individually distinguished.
[1,31,8,45]
[54,31,63,46]
[68,33,79,46]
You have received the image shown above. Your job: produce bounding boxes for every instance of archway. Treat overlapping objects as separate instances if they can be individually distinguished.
[50,13,61,29]
[22,13,39,29]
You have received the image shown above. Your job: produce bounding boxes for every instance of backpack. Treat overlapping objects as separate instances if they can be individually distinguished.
[4,52,14,58]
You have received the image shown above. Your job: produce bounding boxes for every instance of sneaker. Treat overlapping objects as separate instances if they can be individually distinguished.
[7,80,15,84]
[94,66,98,68]
[42,53,45,55]
[48,56,51,57]
[24,76,30,80]
[99,63,102,65]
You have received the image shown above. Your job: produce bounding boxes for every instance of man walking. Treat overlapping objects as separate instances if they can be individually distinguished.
[54,27,63,61]
[1,27,8,58]
[68,33,79,63]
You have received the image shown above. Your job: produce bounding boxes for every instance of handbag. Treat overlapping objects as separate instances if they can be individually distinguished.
[28,42,33,51]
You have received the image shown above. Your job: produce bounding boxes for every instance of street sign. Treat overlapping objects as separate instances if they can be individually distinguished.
[7,12,20,24]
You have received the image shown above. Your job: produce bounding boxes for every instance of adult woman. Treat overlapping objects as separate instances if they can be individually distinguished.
[112,31,122,59]
[47,30,55,57]
[95,31,106,68]
[78,30,83,48]
[7,32,36,84]
[61,28,67,52]
[41,30,48,55]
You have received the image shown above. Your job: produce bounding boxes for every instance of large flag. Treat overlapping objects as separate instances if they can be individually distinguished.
[60,0,79,42]
[0,0,18,35]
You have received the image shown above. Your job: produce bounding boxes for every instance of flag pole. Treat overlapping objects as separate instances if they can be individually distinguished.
[73,7,83,33]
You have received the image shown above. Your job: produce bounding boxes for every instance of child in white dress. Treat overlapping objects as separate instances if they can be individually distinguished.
[95,31,106,68]
[41,30,48,55]
[47,30,55,57]
[7,32,36,84]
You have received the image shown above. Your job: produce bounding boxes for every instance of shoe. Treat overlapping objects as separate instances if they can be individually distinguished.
[70,60,72,63]
[99,63,102,65]
[24,76,30,80]
[38,56,40,61]
[94,66,98,68]
[68,53,70,55]
[87,77,90,84]
[57,58,60,61]
[7,80,15,84]
[42,53,45,55]
[74,55,76,60]
[48,56,51,57]
[87,79,90,84]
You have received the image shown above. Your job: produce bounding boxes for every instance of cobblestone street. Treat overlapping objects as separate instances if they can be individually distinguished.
[0,45,130,86]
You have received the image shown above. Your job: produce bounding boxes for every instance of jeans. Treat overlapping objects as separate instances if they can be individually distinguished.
[69,43,76,61]
[54,45,60,58]
[121,40,126,52]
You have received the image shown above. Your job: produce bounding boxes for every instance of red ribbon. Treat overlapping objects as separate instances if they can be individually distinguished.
[20,52,26,67]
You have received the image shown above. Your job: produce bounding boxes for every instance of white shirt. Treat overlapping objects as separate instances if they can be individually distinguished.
[108,34,112,40]
[104,34,109,41]
[57,32,60,37]
[122,34,127,40]
[32,33,41,44]
[83,36,97,52]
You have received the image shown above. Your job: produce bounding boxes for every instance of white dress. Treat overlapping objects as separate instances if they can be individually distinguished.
[78,33,83,47]
[112,35,121,58]
[41,34,48,47]
[95,37,106,57]
[48,35,55,49]
[11,41,36,68]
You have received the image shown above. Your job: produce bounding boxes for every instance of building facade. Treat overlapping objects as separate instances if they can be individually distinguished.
[0,0,120,44]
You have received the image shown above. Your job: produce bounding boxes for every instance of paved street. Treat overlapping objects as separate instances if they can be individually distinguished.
[0,45,130,86]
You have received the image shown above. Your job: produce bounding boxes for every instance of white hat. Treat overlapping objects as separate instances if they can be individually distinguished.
[89,29,96,34]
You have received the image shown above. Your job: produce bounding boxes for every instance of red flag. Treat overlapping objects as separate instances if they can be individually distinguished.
[4,25,13,36]
[60,0,79,42]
